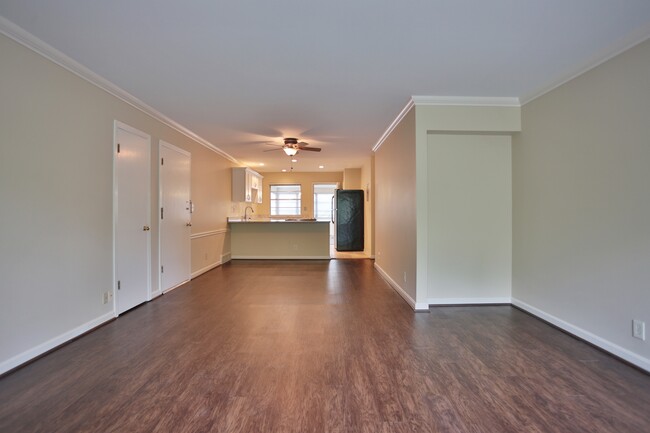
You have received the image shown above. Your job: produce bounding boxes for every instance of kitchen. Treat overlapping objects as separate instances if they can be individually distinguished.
[227,167,369,260]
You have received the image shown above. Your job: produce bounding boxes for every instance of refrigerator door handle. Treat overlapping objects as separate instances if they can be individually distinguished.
[331,195,335,224]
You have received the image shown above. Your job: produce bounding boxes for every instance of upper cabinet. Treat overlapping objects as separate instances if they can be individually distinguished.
[232,167,263,203]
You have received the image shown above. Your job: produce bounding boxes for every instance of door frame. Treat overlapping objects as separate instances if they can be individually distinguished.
[113,120,152,317]
[158,140,192,296]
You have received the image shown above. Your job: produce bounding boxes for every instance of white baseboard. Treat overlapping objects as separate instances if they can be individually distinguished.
[512,298,650,373]
[231,255,331,260]
[150,289,162,299]
[0,312,115,376]
[428,297,512,305]
[162,279,190,294]
[190,253,232,279]
[191,262,221,279]
[374,263,429,311]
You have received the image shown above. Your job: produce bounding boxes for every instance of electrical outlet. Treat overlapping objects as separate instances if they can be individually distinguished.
[108,290,113,301]
[403,272,407,283]
[632,320,646,341]
[102,291,109,304]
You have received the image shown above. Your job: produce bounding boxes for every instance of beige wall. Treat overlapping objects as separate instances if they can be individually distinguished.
[427,134,512,302]
[512,39,650,367]
[257,171,343,218]
[0,34,235,371]
[374,107,417,302]
[343,168,361,189]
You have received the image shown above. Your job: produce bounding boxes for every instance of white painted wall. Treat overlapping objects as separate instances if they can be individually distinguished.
[512,39,650,369]
[0,33,235,373]
[427,134,512,303]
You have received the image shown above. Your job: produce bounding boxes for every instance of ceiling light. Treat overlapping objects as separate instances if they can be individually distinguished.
[282,169,287,172]
[259,163,265,166]
[319,165,324,169]
[291,159,297,163]
[283,147,298,156]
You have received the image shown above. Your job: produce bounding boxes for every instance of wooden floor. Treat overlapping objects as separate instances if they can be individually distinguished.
[1,260,649,433]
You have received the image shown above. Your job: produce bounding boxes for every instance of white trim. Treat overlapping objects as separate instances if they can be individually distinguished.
[0,16,239,164]
[428,297,512,305]
[231,255,331,260]
[190,228,229,240]
[411,95,521,107]
[0,312,114,375]
[374,263,429,311]
[372,98,414,152]
[160,140,191,157]
[151,289,163,299]
[163,279,190,294]
[192,262,222,279]
[520,28,650,105]
[512,298,650,373]
[372,95,521,153]
[191,253,231,279]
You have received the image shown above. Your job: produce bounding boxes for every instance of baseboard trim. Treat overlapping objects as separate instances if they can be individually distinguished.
[512,298,650,373]
[0,312,115,376]
[428,297,512,306]
[162,279,190,294]
[374,263,429,311]
[231,255,331,260]
[150,289,162,299]
[191,262,221,279]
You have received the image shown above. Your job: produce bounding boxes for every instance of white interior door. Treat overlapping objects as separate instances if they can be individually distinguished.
[159,141,191,292]
[114,122,151,315]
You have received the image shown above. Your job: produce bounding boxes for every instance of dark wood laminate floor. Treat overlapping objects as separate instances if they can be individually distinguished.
[1,260,649,433]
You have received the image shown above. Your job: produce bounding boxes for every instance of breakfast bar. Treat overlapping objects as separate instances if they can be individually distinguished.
[228,218,330,259]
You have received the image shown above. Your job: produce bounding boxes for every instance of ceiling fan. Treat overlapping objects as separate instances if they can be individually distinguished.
[264,138,321,156]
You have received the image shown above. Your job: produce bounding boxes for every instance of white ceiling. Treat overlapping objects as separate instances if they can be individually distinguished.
[2,1,650,172]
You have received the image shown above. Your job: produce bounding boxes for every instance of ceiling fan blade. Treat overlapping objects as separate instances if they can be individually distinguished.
[263,148,283,152]
[298,146,321,152]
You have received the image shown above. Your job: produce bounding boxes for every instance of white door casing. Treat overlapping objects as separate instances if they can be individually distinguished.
[159,141,191,292]
[114,121,151,315]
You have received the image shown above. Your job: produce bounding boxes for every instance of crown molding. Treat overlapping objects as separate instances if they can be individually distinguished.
[411,95,521,107]
[520,25,650,105]
[372,95,520,152]
[372,98,414,152]
[0,16,239,164]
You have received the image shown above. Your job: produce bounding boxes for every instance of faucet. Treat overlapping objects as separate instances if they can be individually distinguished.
[244,206,254,221]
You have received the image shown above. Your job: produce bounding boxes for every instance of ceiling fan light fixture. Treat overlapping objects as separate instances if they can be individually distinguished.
[283,147,298,156]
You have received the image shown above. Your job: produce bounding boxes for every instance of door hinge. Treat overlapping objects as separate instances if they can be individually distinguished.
[161,207,164,219]
[117,143,121,154]
[117,280,121,290]
[161,266,164,274]
[161,157,164,166]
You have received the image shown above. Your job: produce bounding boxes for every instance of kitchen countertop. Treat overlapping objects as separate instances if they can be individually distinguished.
[227,217,328,223]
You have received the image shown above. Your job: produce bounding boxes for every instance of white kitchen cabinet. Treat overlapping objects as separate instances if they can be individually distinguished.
[232,167,263,203]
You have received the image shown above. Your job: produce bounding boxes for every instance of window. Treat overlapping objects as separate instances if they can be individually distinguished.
[313,183,337,221]
[270,184,301,216]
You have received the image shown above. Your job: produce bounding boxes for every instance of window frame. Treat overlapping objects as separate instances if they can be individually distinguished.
[269,184,302,217]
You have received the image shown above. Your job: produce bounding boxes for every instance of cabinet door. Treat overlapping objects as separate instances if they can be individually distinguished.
[245,171,252,202]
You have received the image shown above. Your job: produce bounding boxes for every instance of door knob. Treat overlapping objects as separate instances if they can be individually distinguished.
[143,226,150,231]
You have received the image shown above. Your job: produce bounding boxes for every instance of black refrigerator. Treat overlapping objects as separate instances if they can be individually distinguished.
[334,189,364,251]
